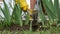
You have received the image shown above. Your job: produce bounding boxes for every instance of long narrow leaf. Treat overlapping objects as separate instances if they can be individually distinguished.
[12,4,23,26]
[0,0,11,26]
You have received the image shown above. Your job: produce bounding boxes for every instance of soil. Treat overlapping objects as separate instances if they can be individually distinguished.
[4,24,30,31]
[0,20,57,32]
[0,23,41,32]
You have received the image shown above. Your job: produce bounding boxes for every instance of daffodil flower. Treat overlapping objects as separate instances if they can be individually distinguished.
[15,0,28,11]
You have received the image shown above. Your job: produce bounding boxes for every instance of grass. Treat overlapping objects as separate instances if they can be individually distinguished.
[0,28,60,34]
[0,0,60,34]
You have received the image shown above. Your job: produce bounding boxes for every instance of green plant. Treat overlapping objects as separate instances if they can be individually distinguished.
[0,0,11,26]
[0,0,30,27]
[0,0,60,34]
[12,4,23,26]
[39,0,60,26]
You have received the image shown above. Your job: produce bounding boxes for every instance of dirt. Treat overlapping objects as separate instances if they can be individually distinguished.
[0,20,57,32]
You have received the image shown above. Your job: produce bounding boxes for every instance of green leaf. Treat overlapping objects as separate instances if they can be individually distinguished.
[42,0,56,21]
[0,0,11,26]
[12,4,23,26]
[25,12,30,25]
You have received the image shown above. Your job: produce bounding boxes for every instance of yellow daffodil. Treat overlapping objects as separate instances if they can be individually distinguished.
[15,0,28,11]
